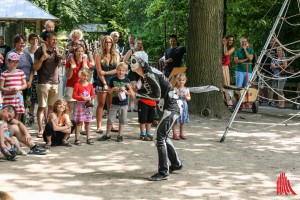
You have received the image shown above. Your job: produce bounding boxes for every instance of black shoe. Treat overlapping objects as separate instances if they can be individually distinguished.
[148,173,168,181]
[169,164,183,173]
[98,135,111,141]
[28,145,47,155]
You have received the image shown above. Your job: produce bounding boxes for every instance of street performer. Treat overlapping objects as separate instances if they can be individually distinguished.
[127,51,183,181]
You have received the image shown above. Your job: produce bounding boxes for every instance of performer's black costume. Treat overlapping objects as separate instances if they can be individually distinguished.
[136,61,183,178]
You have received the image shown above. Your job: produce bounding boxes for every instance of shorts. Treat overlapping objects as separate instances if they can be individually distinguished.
[272,79,286,95]
[64,87,76,102]
[94,85,106,93]
[37,83,59,107]
[108,104,128,125]
[138,101,155,124]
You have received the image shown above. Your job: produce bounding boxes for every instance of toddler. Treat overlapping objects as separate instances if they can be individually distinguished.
[172,74,191,140]
[67,29,88,69]
[39,20,60,59]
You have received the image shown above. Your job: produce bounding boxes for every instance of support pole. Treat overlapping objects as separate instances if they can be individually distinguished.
[220,0,291,143]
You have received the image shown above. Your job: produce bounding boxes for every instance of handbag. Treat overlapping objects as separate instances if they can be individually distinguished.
[280,67,294,75]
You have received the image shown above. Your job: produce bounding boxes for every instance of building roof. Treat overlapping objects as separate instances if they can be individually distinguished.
[0,0,59,22]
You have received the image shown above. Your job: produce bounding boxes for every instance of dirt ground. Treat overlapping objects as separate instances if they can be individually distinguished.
[1,105,300,200]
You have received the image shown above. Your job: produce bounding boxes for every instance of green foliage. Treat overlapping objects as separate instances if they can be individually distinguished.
[26,0,300,68]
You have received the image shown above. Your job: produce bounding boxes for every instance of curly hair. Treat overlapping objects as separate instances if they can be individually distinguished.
[53,99,69,115]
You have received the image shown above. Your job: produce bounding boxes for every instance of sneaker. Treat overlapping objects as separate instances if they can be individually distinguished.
[140,135,146,140]
[16,149,27,156]
[0,147,16,161]
[28,145,47,155]
[116,135,123,142]
[169,164,183,173]
[98,135,111,141]
[146,134,153,141]
[148,173,168,181]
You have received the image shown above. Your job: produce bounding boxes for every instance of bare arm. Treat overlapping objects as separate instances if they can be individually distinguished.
[95,53,107,85]
[185,89,191,101]
[224,46,235,56]
[66,66,74,79]
[123,50,132,65]
[27,71,34,88]
[49,113,71,132]
[88,51,95,66]
[33,55,47,71]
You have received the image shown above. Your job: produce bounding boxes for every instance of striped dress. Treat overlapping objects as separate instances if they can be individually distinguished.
[0,69,26,113]
[72,83,94,122]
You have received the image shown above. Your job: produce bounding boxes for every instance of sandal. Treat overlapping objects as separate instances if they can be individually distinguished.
[74,140,82,146]
[45,143,51,149]
[0,147,16,161]
[87,138,94,145]
[62,141,72,147]
[37,133,43,138]
[96,130,103,134]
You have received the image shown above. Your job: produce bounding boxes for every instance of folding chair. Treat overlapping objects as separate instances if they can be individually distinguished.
[168,67,187,87]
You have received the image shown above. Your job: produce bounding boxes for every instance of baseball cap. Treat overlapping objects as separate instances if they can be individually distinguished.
[7,52,20,61]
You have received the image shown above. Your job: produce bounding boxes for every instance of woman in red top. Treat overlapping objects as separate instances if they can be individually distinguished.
[222,35,235,86]
[65,44,90,113]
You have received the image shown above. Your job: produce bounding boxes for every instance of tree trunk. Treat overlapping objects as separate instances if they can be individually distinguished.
[187,0,229,118]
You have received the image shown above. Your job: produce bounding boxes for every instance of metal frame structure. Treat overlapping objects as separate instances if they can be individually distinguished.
[220,0,291,143]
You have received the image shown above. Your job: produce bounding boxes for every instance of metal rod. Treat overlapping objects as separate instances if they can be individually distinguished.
[220,0,291,143]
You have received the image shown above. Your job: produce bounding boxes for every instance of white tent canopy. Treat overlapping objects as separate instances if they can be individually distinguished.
[0,0,59,21]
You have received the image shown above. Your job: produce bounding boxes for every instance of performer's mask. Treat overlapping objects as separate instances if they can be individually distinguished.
[130,55,140,71]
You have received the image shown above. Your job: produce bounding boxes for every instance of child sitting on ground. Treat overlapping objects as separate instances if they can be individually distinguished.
[67,29,89,70]
[99,62,131,142]
[172,74,191,140]
[3,122,26,156]
[72,69,95,145]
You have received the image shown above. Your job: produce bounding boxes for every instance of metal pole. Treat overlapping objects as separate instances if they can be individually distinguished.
[220,0,291,143]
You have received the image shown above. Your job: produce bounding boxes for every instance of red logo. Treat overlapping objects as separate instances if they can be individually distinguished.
[276,172,297,195]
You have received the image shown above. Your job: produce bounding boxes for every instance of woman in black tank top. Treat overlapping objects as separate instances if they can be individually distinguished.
[95,35,119,133]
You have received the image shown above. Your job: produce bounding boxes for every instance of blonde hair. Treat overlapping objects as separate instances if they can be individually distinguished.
[79,68,92,78]
[44,20,55,28]
[53,99,69,115]
[176,74,187,81]
[70,29,83,40]
[110,31,120,37]
[117,62,128,71]
[100,35,118,65]
[0,191,15,200]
